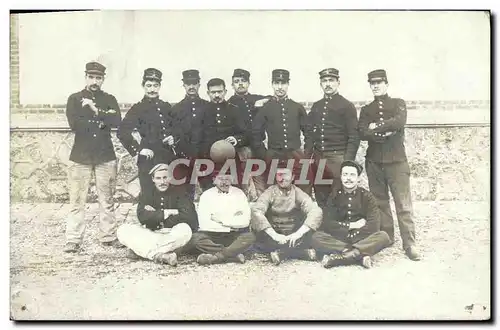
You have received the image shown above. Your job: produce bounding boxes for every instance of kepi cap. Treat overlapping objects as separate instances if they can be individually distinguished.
[143,68,162,82]
[85,62,106,75]
[272,69,290,82]
[367,69,388,83]
[319,68,339,79]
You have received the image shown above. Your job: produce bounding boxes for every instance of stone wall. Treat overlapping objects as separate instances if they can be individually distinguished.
[10,126,490,203]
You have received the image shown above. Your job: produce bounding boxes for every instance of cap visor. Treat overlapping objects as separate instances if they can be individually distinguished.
[85,70,105,75]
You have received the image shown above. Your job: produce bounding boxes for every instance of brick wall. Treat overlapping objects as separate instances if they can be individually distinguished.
[10,14,20,107]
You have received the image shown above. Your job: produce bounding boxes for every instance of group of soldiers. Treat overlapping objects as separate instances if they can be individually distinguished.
[62,61,421,269]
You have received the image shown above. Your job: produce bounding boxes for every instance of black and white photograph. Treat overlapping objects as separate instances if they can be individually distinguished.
[9,9,491,320]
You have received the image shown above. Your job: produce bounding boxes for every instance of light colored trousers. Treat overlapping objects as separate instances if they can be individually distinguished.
[65,160,117,244]
[237,146,267,200]
[117,223,192,260]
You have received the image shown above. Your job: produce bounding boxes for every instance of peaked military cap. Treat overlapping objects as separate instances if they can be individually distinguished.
[272,69,290,82]
[319,68,339,79]
[85,61,106,75]
[143,68,162,82]
[182,69,200,82]
[367,69,388,83]
[232,68,250,80]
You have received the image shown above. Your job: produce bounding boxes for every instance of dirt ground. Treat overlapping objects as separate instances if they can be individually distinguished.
[10,201,490,320]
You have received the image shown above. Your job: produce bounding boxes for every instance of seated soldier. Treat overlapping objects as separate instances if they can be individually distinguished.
[312,160,391,269]
[251,167,323,265]
[190,171,255,265]
[117,163,198,266]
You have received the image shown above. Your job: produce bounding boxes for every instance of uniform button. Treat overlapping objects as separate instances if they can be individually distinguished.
[348,211,351,214]
[217,113,220,117]
[379,105,383,109]
[322,118,325,121]
[324,106,327,110]
[379,112,383,115]
[163,134,167,137]
[321,134,324,138]
[217,108,220,111]
[246,105,249,108]
[192,114,196,117]
[161,120,164,123]
[284,144,288,148]
[284,139,287,142]
[349,197,352,201]
[378,101,383,105]
[284,128,287,132]
[93,134,96,137]
[157,108,161,111]
[192,102,195,105]
[322,112,326,115]
[348,204,351,207]
[159,114,163,117]
[280,104,284,107]
[380,118,384,121]
[217,120,221,124]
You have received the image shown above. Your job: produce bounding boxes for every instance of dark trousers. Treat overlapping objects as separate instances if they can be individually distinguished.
[365,159,416,250]
[311,150,344,208]
[254,231,314,258]
[311,230,391,256]
[263,148,314,195]
[190,230,256,259]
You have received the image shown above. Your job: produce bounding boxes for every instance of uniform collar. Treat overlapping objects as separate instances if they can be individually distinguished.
[142,96,160,103]
[337,187,358,196]
[324,92,339,100]
[234,92,250,98]
[184,94,201,102]
[210,100,228,107]
[374,94,390,102]
[273,95,289,103]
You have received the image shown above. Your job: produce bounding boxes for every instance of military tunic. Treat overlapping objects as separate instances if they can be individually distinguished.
[171,95,210,158]
[311,187,391,256]
[228,93,268,144]
[306,93,360,208]
[66,89,122,165]
[117,96,176,194]
[358,94,415,249]
[137,188,198,232]
[251,96,313,194]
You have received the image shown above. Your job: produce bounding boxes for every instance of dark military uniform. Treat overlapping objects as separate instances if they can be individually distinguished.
[66,90,121,165]
[170,70,209,200]
[136,185,198,232]
[358,69,415,250]
[117,68,176,195]
[312,185,391,257]
[227,68,270,198]
[307,68,360,208]
[193,99,247,191]
[251,69,313,195]
[65,62,122,246]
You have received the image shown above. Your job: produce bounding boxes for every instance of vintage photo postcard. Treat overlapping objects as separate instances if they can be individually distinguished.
[9,10,490,320]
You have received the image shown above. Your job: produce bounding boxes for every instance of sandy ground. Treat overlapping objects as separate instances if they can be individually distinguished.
[10,201,490,320]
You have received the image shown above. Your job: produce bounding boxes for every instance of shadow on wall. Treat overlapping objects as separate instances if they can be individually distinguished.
[9,126,490,203]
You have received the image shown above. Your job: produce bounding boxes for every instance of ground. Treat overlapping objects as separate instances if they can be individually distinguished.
[10,201,490,320]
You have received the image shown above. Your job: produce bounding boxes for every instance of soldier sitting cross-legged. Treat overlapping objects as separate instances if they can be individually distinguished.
[311,160,391,269]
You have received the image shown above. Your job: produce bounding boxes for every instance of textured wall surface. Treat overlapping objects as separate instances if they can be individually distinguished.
[10,127,490,203]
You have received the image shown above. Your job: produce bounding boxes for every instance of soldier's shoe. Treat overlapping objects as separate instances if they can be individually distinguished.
[153,252,178,266]
[342,248,361,261]
[196,253,220,265]
[405,246,421,261]
[102,239,125,248]
[321,253,353,269]
[270,250,282,266]
[63,242,80,253]
[361,255,373,269]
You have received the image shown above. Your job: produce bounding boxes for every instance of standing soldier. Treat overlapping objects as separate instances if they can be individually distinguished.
[358,69,420,261]
[118,68,176,195]
[170,70,209,200]
[193,78,247,191]
[306,68,360,208]
[227,68,270,199]
[64,61,122,252]
[252,69,313,195]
